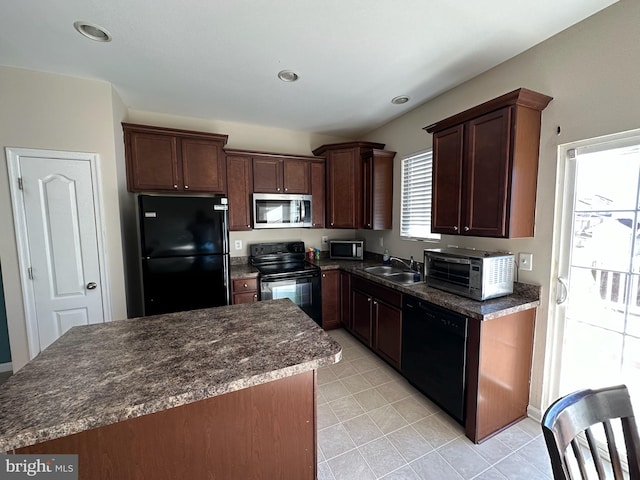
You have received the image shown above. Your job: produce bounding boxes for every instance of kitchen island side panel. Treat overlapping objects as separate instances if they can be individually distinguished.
[16,371,317,480]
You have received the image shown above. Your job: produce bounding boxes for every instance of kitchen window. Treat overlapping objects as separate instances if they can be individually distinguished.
[400,149,440,240]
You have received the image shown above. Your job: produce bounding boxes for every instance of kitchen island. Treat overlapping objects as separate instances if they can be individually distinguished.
[0,299,341,479]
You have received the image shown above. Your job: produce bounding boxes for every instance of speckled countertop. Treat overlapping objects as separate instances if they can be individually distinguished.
[0,299,341,452]
[309,258,541,321]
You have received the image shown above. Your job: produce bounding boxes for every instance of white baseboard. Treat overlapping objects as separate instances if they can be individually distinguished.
[527,405,543,422]
[0,362,13,373]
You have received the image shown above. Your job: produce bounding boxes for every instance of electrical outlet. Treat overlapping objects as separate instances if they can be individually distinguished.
[234,240,243,250]
[379,237,384,247]
[321,236,328,245]
[519,253,533,271]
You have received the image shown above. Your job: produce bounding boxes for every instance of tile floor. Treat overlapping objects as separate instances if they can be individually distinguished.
[318,329,553,480]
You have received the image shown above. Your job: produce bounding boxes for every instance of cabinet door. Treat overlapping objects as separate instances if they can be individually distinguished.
[226,155,253,231]
[362,155,373,229]
[181,138,226,193]
[374,301,402,369]
[432,125,464,234]
[364,150,394,230]
[340,271,351,330]
[352,289,372,346]
[321,270,340,330]
[310,161,325,228]
[464,107,512,237]
[126,131,179,191]
[326,149,360,228]
[252,158,283,193]
[283,159,310,194]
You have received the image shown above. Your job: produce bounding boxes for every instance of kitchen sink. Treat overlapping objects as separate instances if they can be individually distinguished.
[385,272,420,284]
[364,265,401,275]
[364,265,420,284]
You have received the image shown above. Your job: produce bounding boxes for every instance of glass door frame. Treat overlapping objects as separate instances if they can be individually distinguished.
[543,127,640,411]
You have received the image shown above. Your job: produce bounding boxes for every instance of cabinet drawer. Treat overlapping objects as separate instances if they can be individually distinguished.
[232,277,258,293]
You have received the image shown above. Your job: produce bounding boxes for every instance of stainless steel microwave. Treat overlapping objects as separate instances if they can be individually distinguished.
[252,193,312,229]
[424,248,514,301]
[329,240,364,260]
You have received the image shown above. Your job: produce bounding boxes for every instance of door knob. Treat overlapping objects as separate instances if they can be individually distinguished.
[86,282,97,290]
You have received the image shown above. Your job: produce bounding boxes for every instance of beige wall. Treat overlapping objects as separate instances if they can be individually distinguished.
[361,0,640,414]
[0,67,128,370]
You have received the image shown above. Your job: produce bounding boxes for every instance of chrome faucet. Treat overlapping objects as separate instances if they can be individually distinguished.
[389,256,413,270]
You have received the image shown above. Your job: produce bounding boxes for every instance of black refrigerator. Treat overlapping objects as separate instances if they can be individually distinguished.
[138,194,230,316]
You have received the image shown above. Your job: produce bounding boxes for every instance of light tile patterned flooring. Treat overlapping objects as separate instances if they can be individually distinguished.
[318,329,553,480]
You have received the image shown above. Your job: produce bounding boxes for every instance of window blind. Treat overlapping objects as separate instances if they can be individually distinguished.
[400,150,439,240]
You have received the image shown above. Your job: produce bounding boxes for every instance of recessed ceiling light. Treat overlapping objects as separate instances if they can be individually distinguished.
[277,70,299,82]
[73,21,112,42]
[391,95,410,105]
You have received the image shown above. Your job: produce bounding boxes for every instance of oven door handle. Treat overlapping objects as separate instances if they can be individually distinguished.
[261,271,319,282]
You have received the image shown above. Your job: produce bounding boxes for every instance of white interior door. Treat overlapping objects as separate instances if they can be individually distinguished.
[552,131,640,412]
[6,148,109,357]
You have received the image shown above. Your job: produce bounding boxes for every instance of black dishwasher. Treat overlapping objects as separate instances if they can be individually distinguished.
[402,296,468,423]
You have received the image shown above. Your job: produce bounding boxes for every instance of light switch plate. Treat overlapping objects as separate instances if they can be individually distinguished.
[519,253,533,271]
[321,236,328,245]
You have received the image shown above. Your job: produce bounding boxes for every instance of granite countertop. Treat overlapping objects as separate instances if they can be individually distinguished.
[0,299,341,452]
[311,258,540,321]
[230,263,258,279]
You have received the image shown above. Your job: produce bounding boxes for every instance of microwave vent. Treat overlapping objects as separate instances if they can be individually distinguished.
[487,257,514,285]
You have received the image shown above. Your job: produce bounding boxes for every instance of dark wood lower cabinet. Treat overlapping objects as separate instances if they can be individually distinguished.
[340,271,352,330]
[231,277,258,304]
[340,272,536,444]
[17,371,317,479]
[352,288,373,344]
[350,276,402,369]
[321,270,340,330]
[465,308,536,443]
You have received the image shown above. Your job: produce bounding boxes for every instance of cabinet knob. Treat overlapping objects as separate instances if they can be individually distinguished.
[322,273,326,278]
[184,185,189,189]
[247,224,250,228]
[284,188,288,192]
[243,283,248,288]
[277,187,281,192]
[464,226,470,231]
[373,301,378,305]
[367,297,371,302]
[253,294,258,299]
[453,226,458,231]
[331,222,334,226]
[173,184,178,189]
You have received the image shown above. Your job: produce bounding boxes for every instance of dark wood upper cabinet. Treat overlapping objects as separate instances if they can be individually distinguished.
[362,149,395,230]
[425,88,552,238]
[310,160,326,228]
[313,141,393,229]
[123,123,228,193]
[226,154,253,231]
[252,156,310,194]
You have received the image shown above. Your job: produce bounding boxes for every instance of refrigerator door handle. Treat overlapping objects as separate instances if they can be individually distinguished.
[222,206,230,254]
[223,254,231,305]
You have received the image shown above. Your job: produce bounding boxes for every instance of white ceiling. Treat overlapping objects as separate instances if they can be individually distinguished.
[0,0,618,138]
